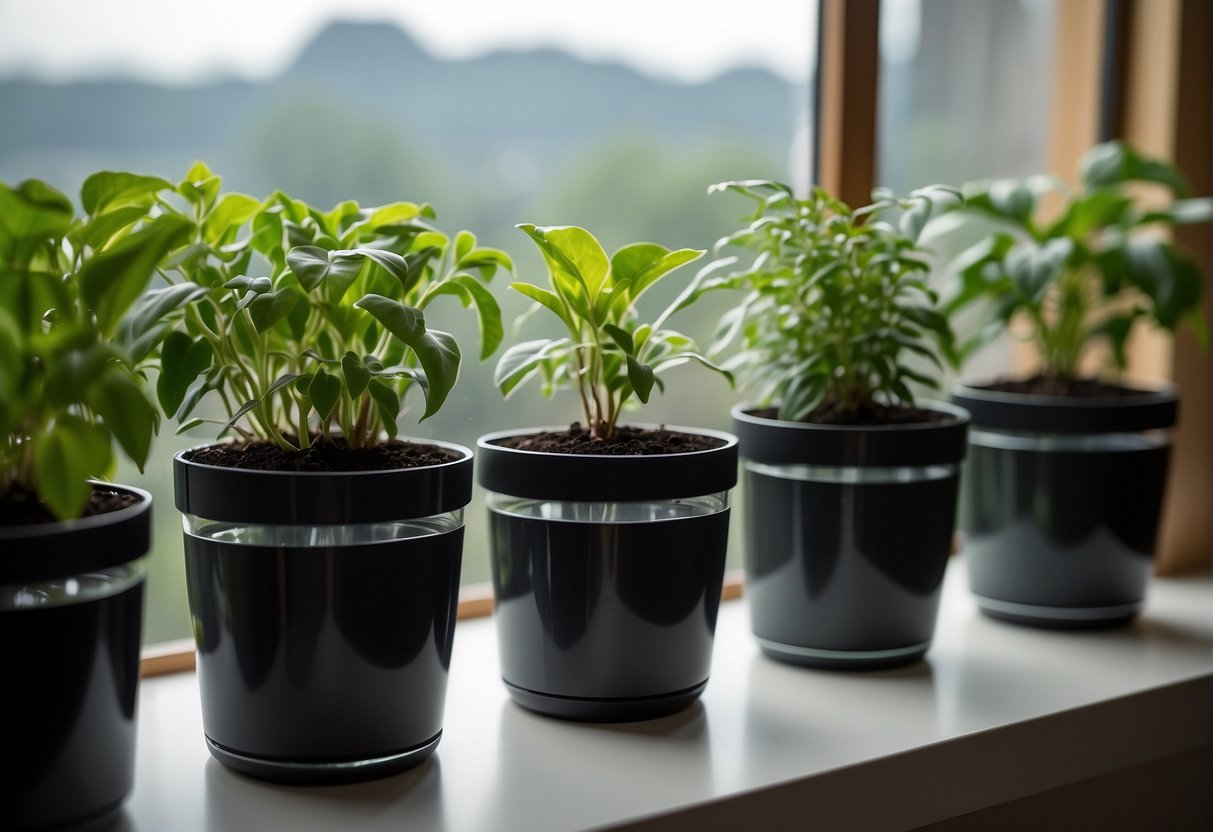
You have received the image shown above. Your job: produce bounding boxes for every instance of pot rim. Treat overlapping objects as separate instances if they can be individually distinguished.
[173,435,473,476]
[0,482,152,585]
[952,379,1178,434]
[174,437,475,525]
[476,423,739,501]
[731,401,970,468]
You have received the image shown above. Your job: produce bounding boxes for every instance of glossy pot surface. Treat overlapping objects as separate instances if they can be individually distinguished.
[954,384,1176,628]
[733,404,967,669]
[479,426,737,721]
[1,486,149,830]
[176,443,471,783]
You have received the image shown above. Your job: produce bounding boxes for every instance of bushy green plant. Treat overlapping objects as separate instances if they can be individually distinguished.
[154,162,511,449]
[496,224,731,440]
[703,180,960,421]
[0,173,189,519]
[946,141,1211,383]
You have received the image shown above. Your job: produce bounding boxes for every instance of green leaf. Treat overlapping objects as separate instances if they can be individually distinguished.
[424,274,504,359]
[366,378,401,438]
[71,205,147,250]
[286,246,364,293]
[410,329,460,420]
[121,281,208,348]
[79,213,193,335]
[358,249,410,288]
[157,332,214,418]
[494,338,563,397]
[81,171,172,215]
[179,161,221,211]
[626,355,655,403]
[517,224,609,303]
[610,243,704,302]
[341,352,371,398]
[603,323,634,355]
[33,415,113,519]
[0,179,74,243]
[89,370,157,471]
[779,373,828,421]
[309,369,342,420]
[248,288,299,333]
[1080,141,1189,196]
[220,372,300,435]
[354,294,425,342]
[511,282,571,329]
[204,192,261,244]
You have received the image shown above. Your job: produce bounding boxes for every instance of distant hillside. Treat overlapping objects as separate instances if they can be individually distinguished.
[0,20,798,183]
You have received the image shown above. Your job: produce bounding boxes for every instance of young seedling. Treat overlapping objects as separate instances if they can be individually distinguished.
[496,224,731,440]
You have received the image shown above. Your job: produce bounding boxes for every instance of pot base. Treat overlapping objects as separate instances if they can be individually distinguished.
[205,731,441,785]
[974,594,1141,629]
[503,680,708,722]
[756,636,930,670]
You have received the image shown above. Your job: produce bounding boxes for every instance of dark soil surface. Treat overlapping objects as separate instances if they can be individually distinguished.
[976,375,1156,397]
[753,402,953,426]
[1,485,140,527]
[498,423,724,455]
[184,437,461,471]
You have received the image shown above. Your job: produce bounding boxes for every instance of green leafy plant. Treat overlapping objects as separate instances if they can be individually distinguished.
[155,162,511,449]
[945,141,1211,383]
[496,224,731,440]
[702,180,960,421]
[1,173,190,519]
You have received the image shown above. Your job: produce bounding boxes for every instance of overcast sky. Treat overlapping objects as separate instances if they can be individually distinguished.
[0,0,821,84]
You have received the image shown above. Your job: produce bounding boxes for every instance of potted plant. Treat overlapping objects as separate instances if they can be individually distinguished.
[1,172,188,828]
[945,141,1211,628]
[477,224,737,721]
[704,180,968,669]
[158,163,510,782]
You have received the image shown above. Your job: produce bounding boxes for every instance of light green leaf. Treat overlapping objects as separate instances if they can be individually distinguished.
[33,415,113,519]
[81,171,172,215]
[79,213,193,335]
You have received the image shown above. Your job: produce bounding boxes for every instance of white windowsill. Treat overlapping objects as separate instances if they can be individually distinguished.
[119,559,1213,831]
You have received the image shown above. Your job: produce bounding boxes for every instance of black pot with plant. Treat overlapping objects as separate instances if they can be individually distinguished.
[478,224,737,721]
[158,165,510,782]
[705,180,967,669]
[944,142,1210,628]
[1,173,188,828]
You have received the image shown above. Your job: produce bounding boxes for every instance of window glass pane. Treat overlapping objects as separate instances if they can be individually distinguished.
[0,2,818,644]
[877,0,1057,380]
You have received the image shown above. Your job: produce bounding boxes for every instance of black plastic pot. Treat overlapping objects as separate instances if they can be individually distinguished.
[477,425,738,722]
[952,383,1176,628]
[173,441,472,784]
[732,404,969,670]
[1,484,150,831]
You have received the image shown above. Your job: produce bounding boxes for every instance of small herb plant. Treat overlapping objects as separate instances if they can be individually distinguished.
[496,224,731,441]
[156,163,511,449]
[1,173,190,519]
[703,180,960,422]
[946,141,1211,384]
